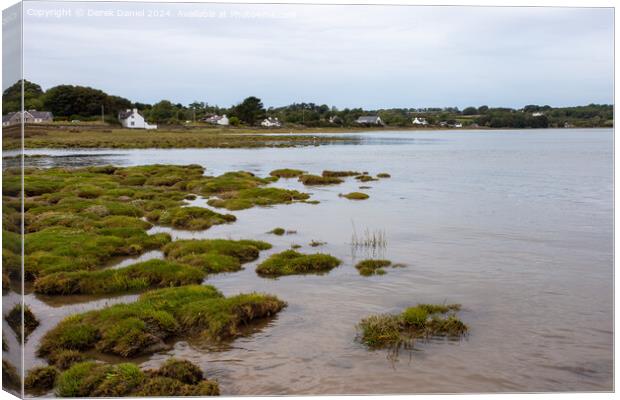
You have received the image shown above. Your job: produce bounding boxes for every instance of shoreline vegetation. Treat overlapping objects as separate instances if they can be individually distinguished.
[2,80,613,151]
[1,123,612,151]
[2,161,470,396]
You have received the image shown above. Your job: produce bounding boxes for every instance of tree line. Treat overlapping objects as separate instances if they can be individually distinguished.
[2,80,613,128]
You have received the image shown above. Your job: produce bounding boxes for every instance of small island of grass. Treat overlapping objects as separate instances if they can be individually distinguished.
[357,303,467,350]
[341,192,369,200]
[256,250,341,277]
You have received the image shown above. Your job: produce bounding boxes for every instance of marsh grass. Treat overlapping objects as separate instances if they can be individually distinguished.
[207,187,310,210]
[355,259,393,276]
[54,358,219,397]
[355,175,379,182]
[340,192,370,200]
[6,304,39,341]
[256,250,341,277]
[269,169,305,178]
[33,260,205,295]
[322,170,361,177]
[298,174,344,186]
[357,303,467,358]
[2,359,20,390]
[25,366,59,392]
[351,223,387,250]
[163,239,271,273]
[38,285,286,359]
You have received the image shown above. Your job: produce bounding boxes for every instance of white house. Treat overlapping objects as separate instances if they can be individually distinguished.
[204,114,229,126]
[355,115,383,125]
[2,110,53,127]
[261,117,282,128]
[412,117,428,126]
[118,108,157,130]
[532,112,544,117]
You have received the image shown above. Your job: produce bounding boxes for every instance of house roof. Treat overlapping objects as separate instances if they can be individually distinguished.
[2,112,16,122]
[356,116,380,123]
[28,110,53,119]
[118,109,142,120]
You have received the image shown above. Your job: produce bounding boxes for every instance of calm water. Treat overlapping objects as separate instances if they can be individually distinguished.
[11,129,614,394]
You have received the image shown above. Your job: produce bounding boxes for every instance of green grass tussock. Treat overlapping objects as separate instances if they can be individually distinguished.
[207,187,310,210]
[322,170,361,177]
[6,304,39,341]
[341,192,369,200]
[147,206,236,230]
[24,227,171,279]
[355,175,378,182]
[48,350,90,370]
[298,174,344,185]
[163,239,271,273]
[39,285,286,359]
[355,259,392,276]
[269,168,305,178]
[25,366,59,392]
[357,303,467,350]
[33,259,205,295]
[256,250,341,277]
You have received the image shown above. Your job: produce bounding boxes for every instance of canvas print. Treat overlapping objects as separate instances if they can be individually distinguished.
[1,1,614,397]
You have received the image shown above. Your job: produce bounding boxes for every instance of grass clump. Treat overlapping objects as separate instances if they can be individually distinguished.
[25,366,59,392]
[322,170,361,177]
[309,240,325,247]
[2,359,20,390]
[39,285,285,359]
[147,206,236,230]
[377,173,391,178]
[256,250,341,277]
[357,303,467,351]
[33,260,205,295]
[269,227,286,235]
[341,192,369,200]
[270,168,305,178]
[355,259,392,276]
[355,175,378,182]
[298,174,344,185]
[207,187,310,210]
[6,304,39,340]
[48,350,90,370]
[25,227,171,279]
[163,239,271,274]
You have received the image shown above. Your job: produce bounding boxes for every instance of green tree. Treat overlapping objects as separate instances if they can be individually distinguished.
[148,100,177,123]
[232,96,265,125]
[2,80,44,113]
[462,106,478,115]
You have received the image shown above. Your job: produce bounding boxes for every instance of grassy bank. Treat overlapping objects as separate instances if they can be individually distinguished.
[38,285,286,359]
[3,126,371,150]
[2,165,310,284]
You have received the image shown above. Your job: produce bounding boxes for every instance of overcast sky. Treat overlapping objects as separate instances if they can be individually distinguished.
[14,2,614,109]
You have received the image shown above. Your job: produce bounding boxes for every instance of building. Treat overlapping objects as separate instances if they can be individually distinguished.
[532,112,544,117]
[2,110,53,127]
[118,108,157,130]
[204,114,230,126]
[355,115,383,125]
[261,117,282,128]
[412,117,428,126]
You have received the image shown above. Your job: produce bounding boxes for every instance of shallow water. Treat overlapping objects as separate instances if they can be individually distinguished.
[10,129,613,394]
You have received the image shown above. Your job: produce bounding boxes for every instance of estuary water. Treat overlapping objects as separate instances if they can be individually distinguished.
[12,129,613,394]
